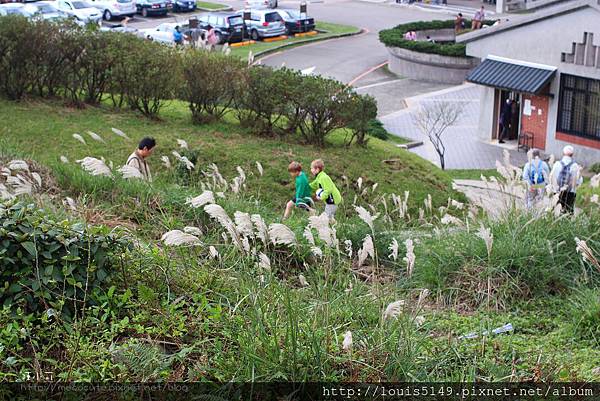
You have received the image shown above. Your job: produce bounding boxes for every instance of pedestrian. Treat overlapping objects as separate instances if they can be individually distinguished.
[283,161,314,220]
[472,6,485,30]
[550,145,583,214]
[498,99,511,144]
[173,25,184,46]
[206,24,218,50]
[455,13,465,33]
[522,149,550,209]
[309,159,342,221]
[126,137,156,181]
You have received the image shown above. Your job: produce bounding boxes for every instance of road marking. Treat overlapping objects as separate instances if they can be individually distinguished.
[347,61,388,87]
[355,78,405,91]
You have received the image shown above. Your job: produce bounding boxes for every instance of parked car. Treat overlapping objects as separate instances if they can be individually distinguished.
[89,0,136,21]
[135,0,169,17]
[171,0,195,12]
[196,12,244,44]
[244,0,277,9]
[241,9,285,41]
[0,3,25,15]
[56,0,102,24]
[22,2,67,20]
[138,22,200,44]
[274,9,315,35]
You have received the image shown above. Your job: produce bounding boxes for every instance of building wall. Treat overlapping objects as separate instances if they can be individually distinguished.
[520,94,549,150]
[465,5,600,165]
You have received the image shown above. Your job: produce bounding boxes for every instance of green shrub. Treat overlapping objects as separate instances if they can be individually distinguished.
[0,16,39,100]
[344,95,379,146]
[589,163,600,174]
[182,50,247,123]
[0,201,131,317]
[379,19,495,57]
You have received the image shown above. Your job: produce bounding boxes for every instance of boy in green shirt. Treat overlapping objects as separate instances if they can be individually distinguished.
[309,159,342,220]
[283,161,315,219]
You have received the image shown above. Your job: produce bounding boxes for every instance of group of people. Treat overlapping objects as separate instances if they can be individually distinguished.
[125,138,343,220]
[125,137,582,220]
[522,146,583,213]
[172,25,218,49]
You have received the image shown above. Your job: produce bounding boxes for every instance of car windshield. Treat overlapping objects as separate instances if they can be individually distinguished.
[283,10,300,19]
[37,4,58,13]
[264,12,281,22]
[227,16,243,25]
[71,1,92,9]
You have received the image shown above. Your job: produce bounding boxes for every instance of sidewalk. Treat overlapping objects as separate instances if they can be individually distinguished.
[380,84,529,170]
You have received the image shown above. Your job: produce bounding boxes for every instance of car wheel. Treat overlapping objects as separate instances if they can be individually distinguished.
[103,9,112,20]
[141,7,148,17]
[250,29,259,41]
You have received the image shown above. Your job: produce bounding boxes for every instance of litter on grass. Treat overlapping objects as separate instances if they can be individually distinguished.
[459,323,513,340]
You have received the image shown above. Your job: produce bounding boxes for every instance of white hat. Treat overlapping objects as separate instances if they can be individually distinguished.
[563,145,574,156]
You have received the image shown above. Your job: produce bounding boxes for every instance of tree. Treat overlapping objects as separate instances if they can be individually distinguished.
[412,101,463,170]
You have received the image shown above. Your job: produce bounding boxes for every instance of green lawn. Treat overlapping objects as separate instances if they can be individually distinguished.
[229,22,360,59]
[195,1,227,9]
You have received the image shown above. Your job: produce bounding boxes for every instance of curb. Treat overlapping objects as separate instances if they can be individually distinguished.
[195,5,232,11]
[254,27,364,60]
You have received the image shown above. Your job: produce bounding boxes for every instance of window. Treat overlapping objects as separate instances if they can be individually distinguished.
[265,12,281,22]
[558,73,600,140]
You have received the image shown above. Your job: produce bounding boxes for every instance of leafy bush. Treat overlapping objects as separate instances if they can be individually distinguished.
[182,50,247,123]
[344,95,379,146]
[379,19,495,57]
[122,42,181,118]
[0,16,40,100]
[367,119,390,141]
[0,201,130,317]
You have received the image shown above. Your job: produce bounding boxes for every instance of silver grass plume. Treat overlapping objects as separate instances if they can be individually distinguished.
[111,128,131,141]
[186,191,215,208]
[87,131,105,143]
[268,223,297,247]
[161,230,201,246]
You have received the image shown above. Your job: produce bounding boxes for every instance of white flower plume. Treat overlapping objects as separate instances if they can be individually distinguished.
[383,300,405,321]
[161,230,201,246]
[268,223,297,247]
[187,191,215,208]
[118,165,143,179]
[111,128,131,141]
[176,139,188,149]
[77,157,112,177]
[87,131,105,143]
[73,133,87,145]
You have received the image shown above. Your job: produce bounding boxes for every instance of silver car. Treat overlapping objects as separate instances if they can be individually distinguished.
[242,9,286,41]
[244,0,277,9]
[22,2,66,21]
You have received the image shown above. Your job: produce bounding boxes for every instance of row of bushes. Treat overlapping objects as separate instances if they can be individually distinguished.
[0,16,378,147]
[379,19,494,57]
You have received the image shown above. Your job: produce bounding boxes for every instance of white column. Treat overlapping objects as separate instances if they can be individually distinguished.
[496,0,505,13]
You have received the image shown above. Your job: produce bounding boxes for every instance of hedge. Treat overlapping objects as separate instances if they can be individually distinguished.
[0,15,378,147]
[379,19,495,58]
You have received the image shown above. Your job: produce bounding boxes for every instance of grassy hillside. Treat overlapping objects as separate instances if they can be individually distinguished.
[1,98,600,386]
[0,98,459,213]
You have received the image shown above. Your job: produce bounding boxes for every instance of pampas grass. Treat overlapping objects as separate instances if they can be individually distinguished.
[118,165,143,179]
[60,156,69,164]
[268,223,297,247]
[176,139,188,149]
[357,235,374,267]
[258,252,271,271]
[87,131,105,143]
[403,239,415,278]
[7,160,28,171]
[161,230,201,246]
[354,205,379,232]
[299,274,309,287]
[383,300,405,321]
[308,214,336,247]
[187,191,215,208]
[575,237,600,271]
[183,226,203,237]
[388,238,399,261]
[252,214,269,246]
[342,331,352,351]
[344,239,353,259]
[256,161,264,176]
[476,224,493,260]
[77,157,112,177]
[172,151,194,170]
[161,156,171,169]
[111,128,131,141]
[73,133,87,145]
[303,225,315,246]
[234,211,254,238]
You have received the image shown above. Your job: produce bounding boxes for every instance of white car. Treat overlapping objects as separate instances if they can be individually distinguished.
[138,22,180,44]
[0,3,26,16]
[89,0,136,21]
[22,2,66,21]
[56,0,102,25]
[244,0,277,9]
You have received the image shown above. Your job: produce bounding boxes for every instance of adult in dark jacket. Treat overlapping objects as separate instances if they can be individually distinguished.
[498,99,512,144]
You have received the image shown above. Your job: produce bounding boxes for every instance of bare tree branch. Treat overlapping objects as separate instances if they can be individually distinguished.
[411,101,463,170]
